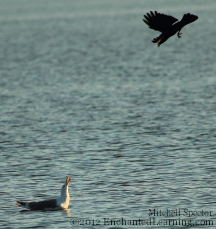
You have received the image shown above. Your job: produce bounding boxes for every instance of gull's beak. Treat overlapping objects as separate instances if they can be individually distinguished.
[66,176,71,185]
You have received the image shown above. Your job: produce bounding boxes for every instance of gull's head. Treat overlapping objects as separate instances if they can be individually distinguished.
[61,176,71,196]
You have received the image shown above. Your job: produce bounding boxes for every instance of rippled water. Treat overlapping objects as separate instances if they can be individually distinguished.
[1,0,216,228]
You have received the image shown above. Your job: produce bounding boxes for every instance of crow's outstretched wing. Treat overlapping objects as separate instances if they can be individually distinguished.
[143,11,178,32]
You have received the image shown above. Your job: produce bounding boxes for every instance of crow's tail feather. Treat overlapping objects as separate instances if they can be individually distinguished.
[180,13,198,26]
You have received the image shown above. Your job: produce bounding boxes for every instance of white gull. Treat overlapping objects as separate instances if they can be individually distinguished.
[15,176,71,210]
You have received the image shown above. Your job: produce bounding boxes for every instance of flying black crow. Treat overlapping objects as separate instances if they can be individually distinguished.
[143,11,198,47]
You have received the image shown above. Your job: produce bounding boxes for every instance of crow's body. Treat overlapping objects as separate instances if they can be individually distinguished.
[143,11,198,46]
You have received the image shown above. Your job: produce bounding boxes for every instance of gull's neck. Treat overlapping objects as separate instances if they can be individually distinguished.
[61,187,69,198]
[56,184,70,209]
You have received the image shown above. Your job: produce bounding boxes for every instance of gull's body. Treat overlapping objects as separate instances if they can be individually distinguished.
[15,176,71,211]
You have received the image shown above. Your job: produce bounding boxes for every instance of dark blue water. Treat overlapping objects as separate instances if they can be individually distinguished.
[1,0,216,228]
